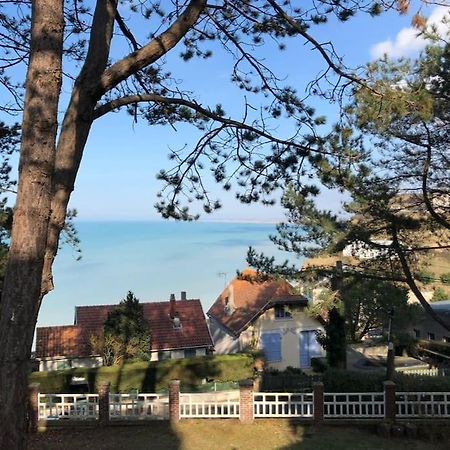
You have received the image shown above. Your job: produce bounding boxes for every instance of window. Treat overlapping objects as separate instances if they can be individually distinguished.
[184,348,196,358]
[158,351,172,361]
[260,332,282,363]
[413,329,421,339]
[443,336,450,343]
[427,332,435,341]
[56,359,71,370]
[274,305,292,319]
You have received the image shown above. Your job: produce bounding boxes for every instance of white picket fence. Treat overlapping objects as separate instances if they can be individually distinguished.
[396,392,450,418]
[324,393,384,418]
[109,393,169,419]
[38,390,450,421]
[38,393,168,420]
[38,394,99,420]
[254,393,313,418]
[179,392,240,418]
[395,367,440,377]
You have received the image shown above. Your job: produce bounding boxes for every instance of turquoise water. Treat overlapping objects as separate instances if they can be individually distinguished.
[38,221,302,327]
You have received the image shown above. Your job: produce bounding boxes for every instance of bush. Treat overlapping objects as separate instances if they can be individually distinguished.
[30,354,255,394]
[441,273,450,285]
[311,357,328,373]
[431,287,448,302]
[415,270,435,285]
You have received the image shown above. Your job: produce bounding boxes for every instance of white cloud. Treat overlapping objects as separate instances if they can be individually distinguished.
[370,6,450,59]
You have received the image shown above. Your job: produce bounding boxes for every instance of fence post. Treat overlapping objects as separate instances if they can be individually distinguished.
[313,382,324,423]
[28,383,40,433]
[239,379,254,423]
[98,382,110,426]
[383,381,396,421]
[169,380,180,423]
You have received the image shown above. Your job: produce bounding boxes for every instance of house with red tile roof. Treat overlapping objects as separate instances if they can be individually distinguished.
[36,293,214,371]
[207,270,324,370]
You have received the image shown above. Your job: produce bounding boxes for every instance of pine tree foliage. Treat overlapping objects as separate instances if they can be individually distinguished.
[249,32,450,331]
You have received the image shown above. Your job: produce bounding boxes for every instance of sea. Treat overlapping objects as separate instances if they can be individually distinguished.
[38,221,303,328]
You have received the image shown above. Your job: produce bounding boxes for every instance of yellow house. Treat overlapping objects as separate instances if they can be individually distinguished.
[207,270,324,370]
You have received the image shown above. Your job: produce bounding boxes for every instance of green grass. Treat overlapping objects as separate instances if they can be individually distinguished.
[28,421,449,450]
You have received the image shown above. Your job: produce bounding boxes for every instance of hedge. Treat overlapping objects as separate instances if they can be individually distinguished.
[417,340,450,358]
[322,369,450,392]
[30,354,254,394]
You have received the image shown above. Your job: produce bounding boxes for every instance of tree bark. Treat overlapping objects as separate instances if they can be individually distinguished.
[0,0,64,448]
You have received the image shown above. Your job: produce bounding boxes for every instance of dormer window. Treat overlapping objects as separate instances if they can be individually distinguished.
[173,316,182,329]
[224,297,234,316]
[274,305,292,319]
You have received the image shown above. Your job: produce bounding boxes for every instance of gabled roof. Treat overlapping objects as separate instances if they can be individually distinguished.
[207,270,308,335]
[36,326,88,359]
[36,299,213,359]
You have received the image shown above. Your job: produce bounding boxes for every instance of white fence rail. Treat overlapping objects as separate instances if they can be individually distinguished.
[396,392,450,418]
[179,392,240,418]
[109,394,168,420]
[38,394,99,420]
[324,393,384,418]
[254,393,313,418]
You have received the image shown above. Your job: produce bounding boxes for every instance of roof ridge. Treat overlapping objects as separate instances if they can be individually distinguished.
[76,299,201,309]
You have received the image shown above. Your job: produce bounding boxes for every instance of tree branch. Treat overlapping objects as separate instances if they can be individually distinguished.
[97,0,207,95]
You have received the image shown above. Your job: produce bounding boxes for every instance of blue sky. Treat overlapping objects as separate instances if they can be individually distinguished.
[3,3,449,223]
[2,1,445,329]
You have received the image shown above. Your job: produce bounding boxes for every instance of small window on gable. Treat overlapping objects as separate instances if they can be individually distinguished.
[173,316,182,329]
[274,305,292,319]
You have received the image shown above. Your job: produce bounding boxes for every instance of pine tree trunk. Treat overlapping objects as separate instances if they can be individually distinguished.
[0,0,64,448]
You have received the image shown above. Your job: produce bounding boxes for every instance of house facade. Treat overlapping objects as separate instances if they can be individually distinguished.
[36,293,214,371]
[207,270,324,370]
[411,300,450,343]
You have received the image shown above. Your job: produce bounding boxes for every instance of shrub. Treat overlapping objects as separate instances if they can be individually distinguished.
[415,270,435,285]
[441,273,450,285]
[431,287,448,302]
[311,357,328,373]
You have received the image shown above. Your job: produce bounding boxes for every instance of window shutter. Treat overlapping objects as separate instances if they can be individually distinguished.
[261,332,282,362]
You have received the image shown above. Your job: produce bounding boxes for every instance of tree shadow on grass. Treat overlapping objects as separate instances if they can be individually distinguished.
[29,422,182,450]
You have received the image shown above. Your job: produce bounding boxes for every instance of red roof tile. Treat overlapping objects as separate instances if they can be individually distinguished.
[35,326,89,358]
[36,299,213,358]
[207,270,309,335]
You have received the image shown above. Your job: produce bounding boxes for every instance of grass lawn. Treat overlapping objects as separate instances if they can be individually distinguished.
[28,420,449,450]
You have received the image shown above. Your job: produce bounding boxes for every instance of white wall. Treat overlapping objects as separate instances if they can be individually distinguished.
[255,307,324,370]
[208,318,240,354]
[39,356,103,372]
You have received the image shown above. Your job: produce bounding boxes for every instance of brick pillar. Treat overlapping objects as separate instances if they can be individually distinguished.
[239,379,254,423]
[169,380,180,423]
[384,381,396,421]
[98,382,110,426]
[313,382,324,423]
[28,383,40,433]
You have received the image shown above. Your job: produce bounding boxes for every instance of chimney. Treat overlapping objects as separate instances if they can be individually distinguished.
[169,293,176,319]
[181,291,187,301]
